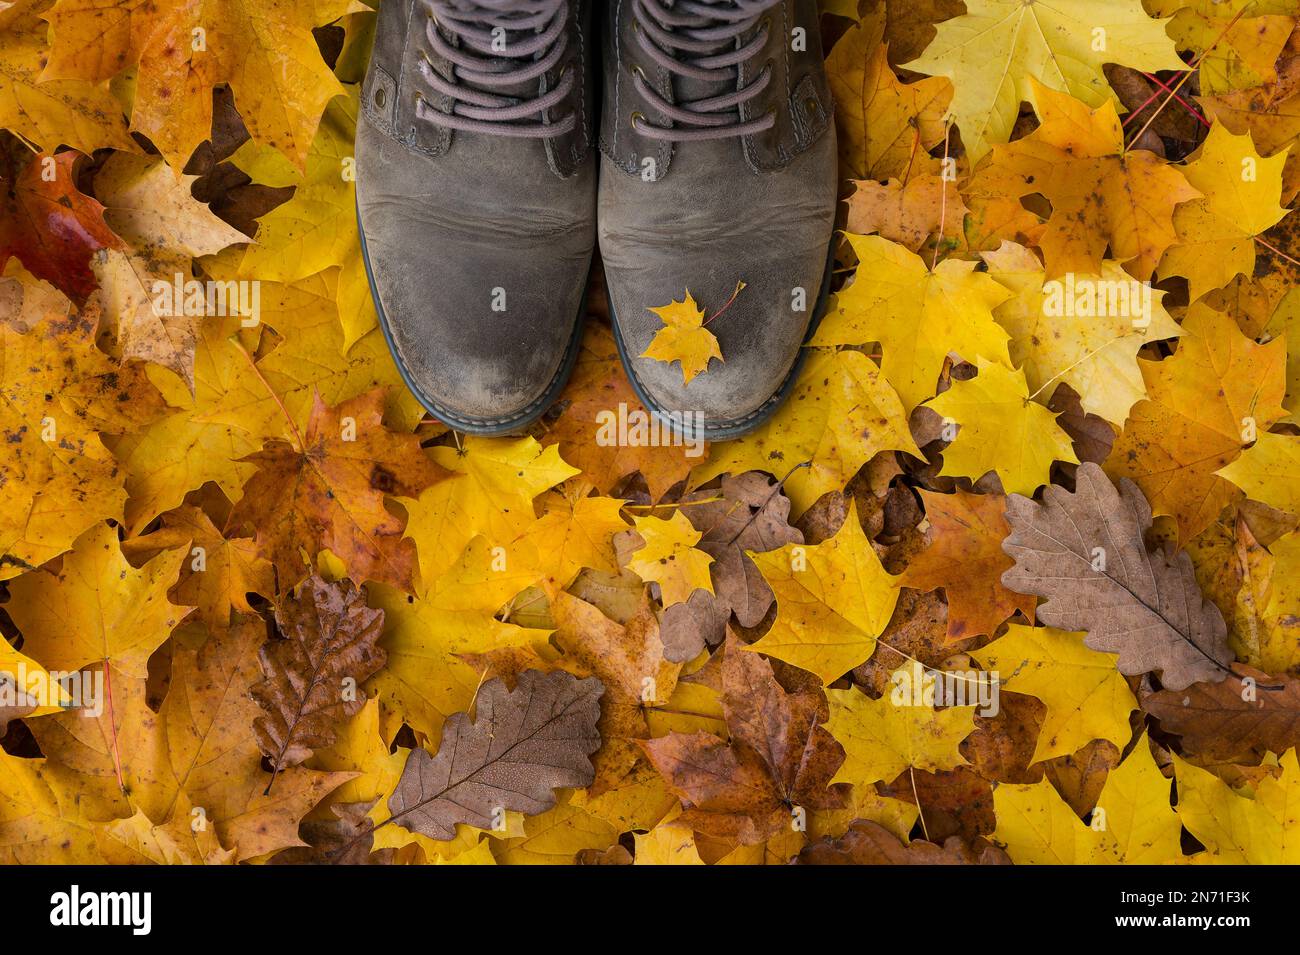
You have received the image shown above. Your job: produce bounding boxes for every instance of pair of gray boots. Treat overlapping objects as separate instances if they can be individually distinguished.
[357,0,837,439]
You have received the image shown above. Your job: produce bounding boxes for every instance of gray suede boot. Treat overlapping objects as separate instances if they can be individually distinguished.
[598,0,837,440]
[357,0,596,434]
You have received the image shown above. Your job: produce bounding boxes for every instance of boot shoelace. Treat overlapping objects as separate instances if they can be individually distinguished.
[630,0,783,143]
[417,0,576,139]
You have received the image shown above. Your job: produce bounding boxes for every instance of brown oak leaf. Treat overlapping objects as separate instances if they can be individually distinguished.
[253,574,387,778]
[387,670,604,840]
[1001,462,1234,691]
[468,590,681,795]
[659,471,806,662]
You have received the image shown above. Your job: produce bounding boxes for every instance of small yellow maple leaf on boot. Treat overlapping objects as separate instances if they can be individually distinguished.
[641,284,742,384]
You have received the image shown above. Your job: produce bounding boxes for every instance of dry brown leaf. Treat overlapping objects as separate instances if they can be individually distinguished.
[252,574,387,775]
[797,819,1010,864]
[674,470,805,637]
[387,670,604,840]
[901,489,1035,640]
[1002,462,1234,691]
[640,632,847,846]
[1141,664,1300,764]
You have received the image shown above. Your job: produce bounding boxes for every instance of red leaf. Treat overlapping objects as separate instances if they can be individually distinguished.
[0,146,120,302]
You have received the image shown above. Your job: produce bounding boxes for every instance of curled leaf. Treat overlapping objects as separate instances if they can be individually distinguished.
[253,574,387,775]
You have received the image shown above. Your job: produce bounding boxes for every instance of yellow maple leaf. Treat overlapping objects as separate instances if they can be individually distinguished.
[1259,532,1300,673]
[1217,431,1300,514]
[94,153,248,390]
[807,784,920,847]
[0,748,100,864]
[42,0,358,172]
[0,318,163,577]
[113,248,422,540]
[26,620,353,861]
[114,319,270,535]
[432,840,499,866]
[6,522,191,678]
[826,30,952,180]
[903,0,1184,162]
[972,80,1202,280]
[491,798,620,865]
[1109,304,1288,542]
[994,734,1181,864]
[634,819,706,865]
[983,241,1182,425]
[1175,748,1300,863]
[235,88,378,349]
[844,174,968,253]
[825,666,976,786]
[972,625,1136,764]
[570,762,676,834]
[0,0,136,155]
[121,505,273,633]
[310,698,405,809]
[0,638,71,719]
[641,289,726,385]
[926,359,1078,496]
[95,793,236,865]
[1148,0,1294,94]
[405,436,579,585]
[368,536,550,743]
[519,486,630,594]
[748,501,899,683]
[625,511,715,608]
[694,347,920,517]
[1159,124,1292,302]
[812,233,1012,411]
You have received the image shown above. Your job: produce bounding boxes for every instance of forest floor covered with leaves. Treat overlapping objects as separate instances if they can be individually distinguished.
[2,0,1300,865]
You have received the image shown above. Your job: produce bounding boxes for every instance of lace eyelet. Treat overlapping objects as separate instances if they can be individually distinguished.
[631,65,646,84]
[630,110,645,131]
[373,86,386,109]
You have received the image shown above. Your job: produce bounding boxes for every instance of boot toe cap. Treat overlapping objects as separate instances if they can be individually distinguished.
[356,120,594,434]
[607,246,832,439]
[364,234,587,433]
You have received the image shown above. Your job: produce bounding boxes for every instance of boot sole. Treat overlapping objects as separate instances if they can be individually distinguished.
[358,200,589,436]
[608,236,836,443]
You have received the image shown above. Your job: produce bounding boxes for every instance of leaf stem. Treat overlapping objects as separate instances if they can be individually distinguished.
[1125,3,1254,150]
[930,122,952,272]
[701,281,748,328]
